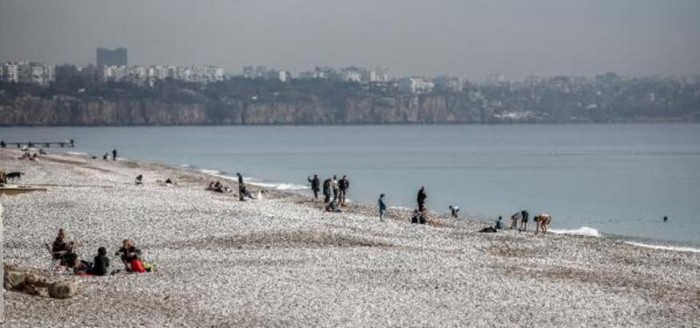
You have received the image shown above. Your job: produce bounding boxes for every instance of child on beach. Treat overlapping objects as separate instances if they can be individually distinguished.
[91,247,110,276]
[115,239,142,272]
[510,212,521,229]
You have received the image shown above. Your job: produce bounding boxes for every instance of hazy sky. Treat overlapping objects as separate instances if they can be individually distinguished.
[1,0,699,80]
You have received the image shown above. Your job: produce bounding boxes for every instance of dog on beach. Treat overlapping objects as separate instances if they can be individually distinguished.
[5,171,23,182]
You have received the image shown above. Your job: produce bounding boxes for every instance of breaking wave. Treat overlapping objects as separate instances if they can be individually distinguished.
[549,226,601,237]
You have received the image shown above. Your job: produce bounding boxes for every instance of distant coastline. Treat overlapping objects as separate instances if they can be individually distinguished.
[1,75,699,126]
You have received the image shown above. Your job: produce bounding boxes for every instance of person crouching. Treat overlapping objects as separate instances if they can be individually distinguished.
[534,214,552,235]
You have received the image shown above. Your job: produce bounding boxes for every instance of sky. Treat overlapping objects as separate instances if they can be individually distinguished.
[1,0,699,80]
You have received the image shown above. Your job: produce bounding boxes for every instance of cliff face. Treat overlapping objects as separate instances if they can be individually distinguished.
[0,94,484,126]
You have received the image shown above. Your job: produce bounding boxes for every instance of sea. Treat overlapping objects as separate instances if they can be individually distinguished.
[2,124,699,250]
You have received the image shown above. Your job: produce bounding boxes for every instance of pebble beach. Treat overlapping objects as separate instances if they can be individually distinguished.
[1,149,699,327]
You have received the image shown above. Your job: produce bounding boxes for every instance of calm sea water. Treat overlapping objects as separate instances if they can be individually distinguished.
[3,124,699,247]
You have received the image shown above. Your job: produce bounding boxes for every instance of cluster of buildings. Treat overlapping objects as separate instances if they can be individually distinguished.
[241,65,391,85]
[2,46,469,94]
[97,48,224,84]
[101,65,225,84]
[0,61,55,85]
[296,66,391,84]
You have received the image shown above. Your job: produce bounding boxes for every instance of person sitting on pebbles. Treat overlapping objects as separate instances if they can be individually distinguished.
[135,174,143,185]
[115,239,142,272]
[534,213,552,235]
[51,228,79,268]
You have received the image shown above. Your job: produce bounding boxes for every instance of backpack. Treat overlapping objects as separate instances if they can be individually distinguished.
[130,259,146,273]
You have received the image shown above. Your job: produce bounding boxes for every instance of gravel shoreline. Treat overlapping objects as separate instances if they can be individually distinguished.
[1,149,699,327]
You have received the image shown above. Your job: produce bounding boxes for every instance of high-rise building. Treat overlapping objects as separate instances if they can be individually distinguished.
[96,48,127,67]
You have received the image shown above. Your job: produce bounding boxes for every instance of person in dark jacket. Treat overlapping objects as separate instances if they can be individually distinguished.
[322,178,332,203]
[520,210,530,231]
[236,173,245,201]
[417,186,427,212]
[112,149,117,161]
[115,239,142,271]
[90,247,110,276]
[378,194,387,221]
[338,175,350,206]
[308,175,321,199]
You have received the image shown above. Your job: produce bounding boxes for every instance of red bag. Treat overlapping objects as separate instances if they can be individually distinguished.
[130,259,146,273]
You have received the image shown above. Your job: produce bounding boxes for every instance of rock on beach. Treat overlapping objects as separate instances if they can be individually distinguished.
[1,149,699,327]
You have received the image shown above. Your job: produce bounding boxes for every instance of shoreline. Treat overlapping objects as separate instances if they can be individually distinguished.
[60,149,700,253]
[2,148,699,326]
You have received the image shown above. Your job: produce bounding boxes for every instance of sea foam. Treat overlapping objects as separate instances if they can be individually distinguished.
[549,226,601,237]
[624,241,700,254]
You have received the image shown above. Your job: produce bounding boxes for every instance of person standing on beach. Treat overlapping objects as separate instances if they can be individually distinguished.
[378,194,387,222]
[417,186,427,212]
[510,212,522,229]
[237,172,245,201]
[339,175,350,206]
[322,178,332,203]
[520,210,529,231]
[308,175,321,199]
[112,149,117,161]
[331,175,339,201]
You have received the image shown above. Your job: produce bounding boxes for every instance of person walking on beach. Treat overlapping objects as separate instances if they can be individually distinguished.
[417,186,427,212]
[308,175,321,199]
[378,194,387,222]
[520,210,529,231]
[331,175,339,201]
[322,178,332,203]
[237,173,245,201]
[339,175,350,206]
[112,149,117,161]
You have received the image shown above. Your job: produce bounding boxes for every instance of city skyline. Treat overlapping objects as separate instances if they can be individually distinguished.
[1,0,699,81]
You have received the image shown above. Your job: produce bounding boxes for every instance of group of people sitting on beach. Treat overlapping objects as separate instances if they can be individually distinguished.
[134,174,176,187]
[308,174,351,213]
[17,151,39,161]
[50,228,153,276]
[204,173,257,201]
[206,180,232,193]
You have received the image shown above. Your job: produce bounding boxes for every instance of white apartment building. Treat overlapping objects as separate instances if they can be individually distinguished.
[2,62,54,85]
[398,77,434,94]
[2,62,19,83]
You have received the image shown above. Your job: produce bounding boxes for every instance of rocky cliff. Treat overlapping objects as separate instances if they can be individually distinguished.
[0,94,487,126]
